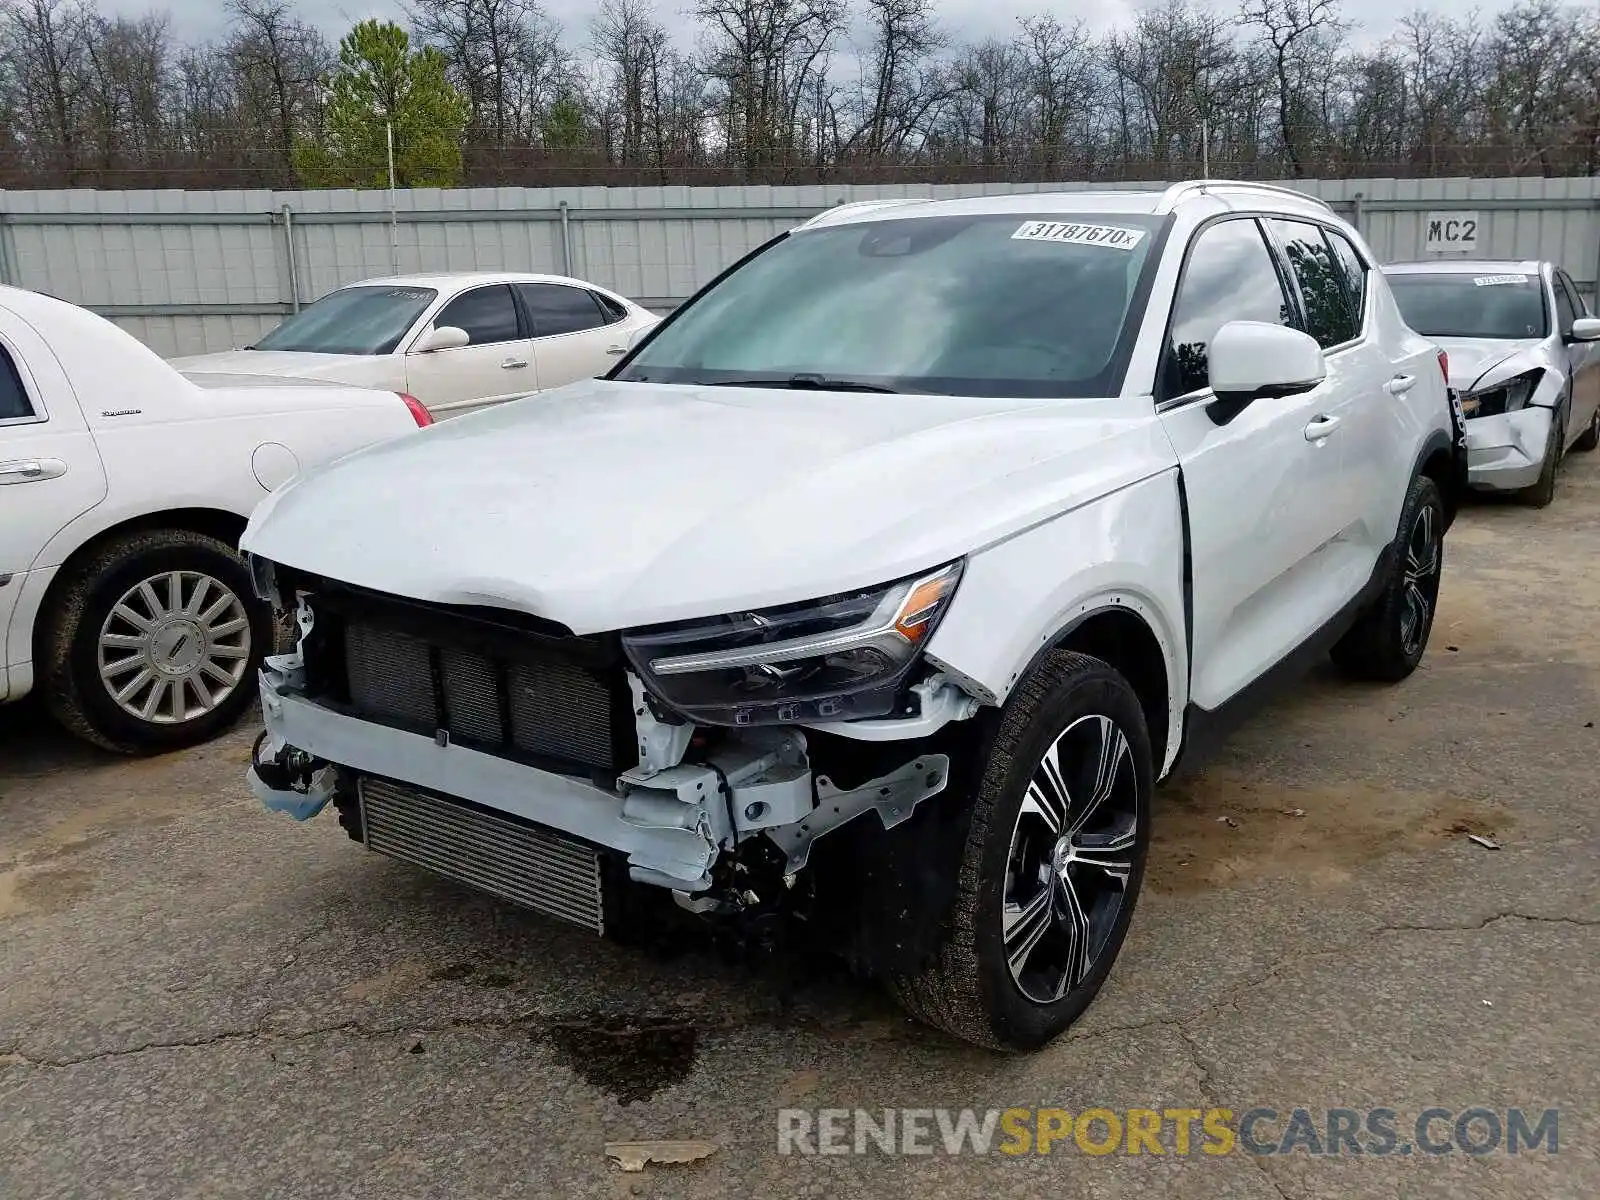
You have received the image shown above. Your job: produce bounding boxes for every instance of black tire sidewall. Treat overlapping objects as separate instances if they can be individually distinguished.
[65,540,269,752]
[1388,476,1446,673]
[970,667,1154,1050]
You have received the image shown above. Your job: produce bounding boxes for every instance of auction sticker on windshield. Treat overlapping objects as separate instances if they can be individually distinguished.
[1473,275,1528,287]
[1012,222,1146,250]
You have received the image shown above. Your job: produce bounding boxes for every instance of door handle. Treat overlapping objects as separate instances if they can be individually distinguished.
[501,358,529,370]
[605,346,627,356]
[1303,415,1341,442]
[1385,373,1417,395]
[0,457,67,484]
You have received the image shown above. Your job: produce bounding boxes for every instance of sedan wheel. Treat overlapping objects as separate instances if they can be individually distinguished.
[97,571,252,724]
[42,529,272,754]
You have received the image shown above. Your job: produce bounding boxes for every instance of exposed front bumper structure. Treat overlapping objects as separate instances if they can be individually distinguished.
[1464,406,1553,491]
[250,650,954,909]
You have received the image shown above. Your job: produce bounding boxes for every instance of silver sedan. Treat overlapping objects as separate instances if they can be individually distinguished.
[1384,259,1600,506]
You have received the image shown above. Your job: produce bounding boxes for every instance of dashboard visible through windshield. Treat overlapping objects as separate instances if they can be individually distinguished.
[616,213,1170,398]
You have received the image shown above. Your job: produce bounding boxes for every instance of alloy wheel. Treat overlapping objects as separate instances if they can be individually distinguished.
[97,571,253,724]
[1400,503,1442,658]
[1002,713,1140,1004]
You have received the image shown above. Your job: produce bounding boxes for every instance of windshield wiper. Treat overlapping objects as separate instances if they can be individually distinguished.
[710,373,901,394]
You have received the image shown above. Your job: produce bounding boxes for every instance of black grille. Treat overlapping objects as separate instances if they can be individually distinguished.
[306,584,628,775]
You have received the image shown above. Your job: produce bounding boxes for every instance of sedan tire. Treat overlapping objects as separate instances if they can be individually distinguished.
[41,529,271,754]
[888,651,1152,1051]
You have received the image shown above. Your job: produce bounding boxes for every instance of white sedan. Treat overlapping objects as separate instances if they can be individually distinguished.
[0,285,430,753]
[170,272,661,419]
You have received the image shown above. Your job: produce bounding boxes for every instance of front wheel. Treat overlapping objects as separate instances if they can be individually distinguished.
[1518,412,1563,507]
[1572,405,1599,453]
[888,651,1152,1051]
[41,529,271,754]
[1331,474,1445,683]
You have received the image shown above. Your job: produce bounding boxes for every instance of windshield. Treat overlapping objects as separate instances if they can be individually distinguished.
[1387,272,1548,340]
[616,213,1168,397]
[253,285,438,355]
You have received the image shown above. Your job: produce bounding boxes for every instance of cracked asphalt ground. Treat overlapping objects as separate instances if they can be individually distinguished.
[3,459,1598,1200]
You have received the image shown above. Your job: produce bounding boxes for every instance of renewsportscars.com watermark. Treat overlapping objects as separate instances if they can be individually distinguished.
[777,1106,1560,1158]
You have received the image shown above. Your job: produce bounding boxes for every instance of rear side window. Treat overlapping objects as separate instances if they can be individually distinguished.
[594,292,628,324]
[517,284,606,336]
[1165,218,1294,397]
[1271,219,1359,348]
[1324,230,1369,336]
[434,285,521,345]
[0,343,34,420]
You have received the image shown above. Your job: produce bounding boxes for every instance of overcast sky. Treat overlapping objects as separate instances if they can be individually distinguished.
[104,0,1476,51]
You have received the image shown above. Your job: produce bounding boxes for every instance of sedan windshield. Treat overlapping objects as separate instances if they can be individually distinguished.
[1387,272,1548,340]
[616,213,1167,397]
[253,285,439,355]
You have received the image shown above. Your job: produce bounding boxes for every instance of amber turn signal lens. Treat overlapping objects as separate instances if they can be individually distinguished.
[894,569,960,643]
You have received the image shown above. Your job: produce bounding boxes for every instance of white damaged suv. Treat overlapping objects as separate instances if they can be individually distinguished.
[243,183,1463,1050]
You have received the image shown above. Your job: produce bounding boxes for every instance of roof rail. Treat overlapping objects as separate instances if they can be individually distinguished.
[795,198,927,229]
[1158,180,1335,215]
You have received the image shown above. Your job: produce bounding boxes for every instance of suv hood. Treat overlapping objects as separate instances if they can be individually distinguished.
[1434,336,1542,392]
[170,349,381,380]
[242,378,1175,634]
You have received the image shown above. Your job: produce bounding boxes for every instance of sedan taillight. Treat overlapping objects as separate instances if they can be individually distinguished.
[399,392,433,427]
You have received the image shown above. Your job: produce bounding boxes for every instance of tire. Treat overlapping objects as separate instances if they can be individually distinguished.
[41,529,271,755]
[887,651,1153,1052]
[1331,474,1445,683]
[1572,405,1599,453]
[1518,412,1563,508]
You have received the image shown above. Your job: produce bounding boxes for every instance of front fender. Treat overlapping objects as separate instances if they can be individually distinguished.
[923,469,1188,767]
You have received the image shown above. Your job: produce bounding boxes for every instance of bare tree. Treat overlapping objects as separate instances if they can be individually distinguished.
[0,0,94,178]
[591,0,670,166]
[695,0,846,176]
[842,0,947,163]
[226,0,330,181]
[1240,0,1344,176]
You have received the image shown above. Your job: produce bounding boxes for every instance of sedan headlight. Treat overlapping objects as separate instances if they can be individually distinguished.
[622,562,964,727]
[1460,368,1543,418]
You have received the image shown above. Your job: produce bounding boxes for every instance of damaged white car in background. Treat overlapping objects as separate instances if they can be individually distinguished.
[1385,259,1600,506]
[244,183,1462,1051]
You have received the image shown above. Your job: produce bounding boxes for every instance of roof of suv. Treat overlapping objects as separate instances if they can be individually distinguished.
[801,181,1337,231]
[1383,259,1545,276]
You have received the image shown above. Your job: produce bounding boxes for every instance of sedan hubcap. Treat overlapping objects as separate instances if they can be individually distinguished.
[1400,504,1442,657]
[1003,714,1140,1005]
[97,572,252,724]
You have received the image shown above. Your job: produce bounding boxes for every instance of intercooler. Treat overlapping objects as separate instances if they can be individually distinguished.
[359,777,605,934]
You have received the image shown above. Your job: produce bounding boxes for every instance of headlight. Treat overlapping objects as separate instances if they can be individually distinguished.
[1460,368,1543,418]
[622,561,964,726]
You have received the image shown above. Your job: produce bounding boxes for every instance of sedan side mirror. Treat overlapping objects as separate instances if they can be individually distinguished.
[1208,321,1327,405]
[415,325,471,353]
[1566,317,1600,343]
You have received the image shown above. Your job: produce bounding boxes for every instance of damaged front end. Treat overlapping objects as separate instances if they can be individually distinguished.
[247,563,983,946]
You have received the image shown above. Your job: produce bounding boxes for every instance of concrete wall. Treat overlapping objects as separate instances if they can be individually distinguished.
[3,177,1599,358]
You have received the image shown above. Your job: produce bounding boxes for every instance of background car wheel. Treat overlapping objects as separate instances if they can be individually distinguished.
[1332,474,1445,683]
[888,651,1152,1052]
[1572,406,1599,453]
[1518,413,1563,507]
[41,529,271,755]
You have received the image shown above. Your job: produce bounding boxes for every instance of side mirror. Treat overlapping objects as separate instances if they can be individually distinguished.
[1208,321,1327,405]
[415,325,471,353]
[1566,317,1600,343]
